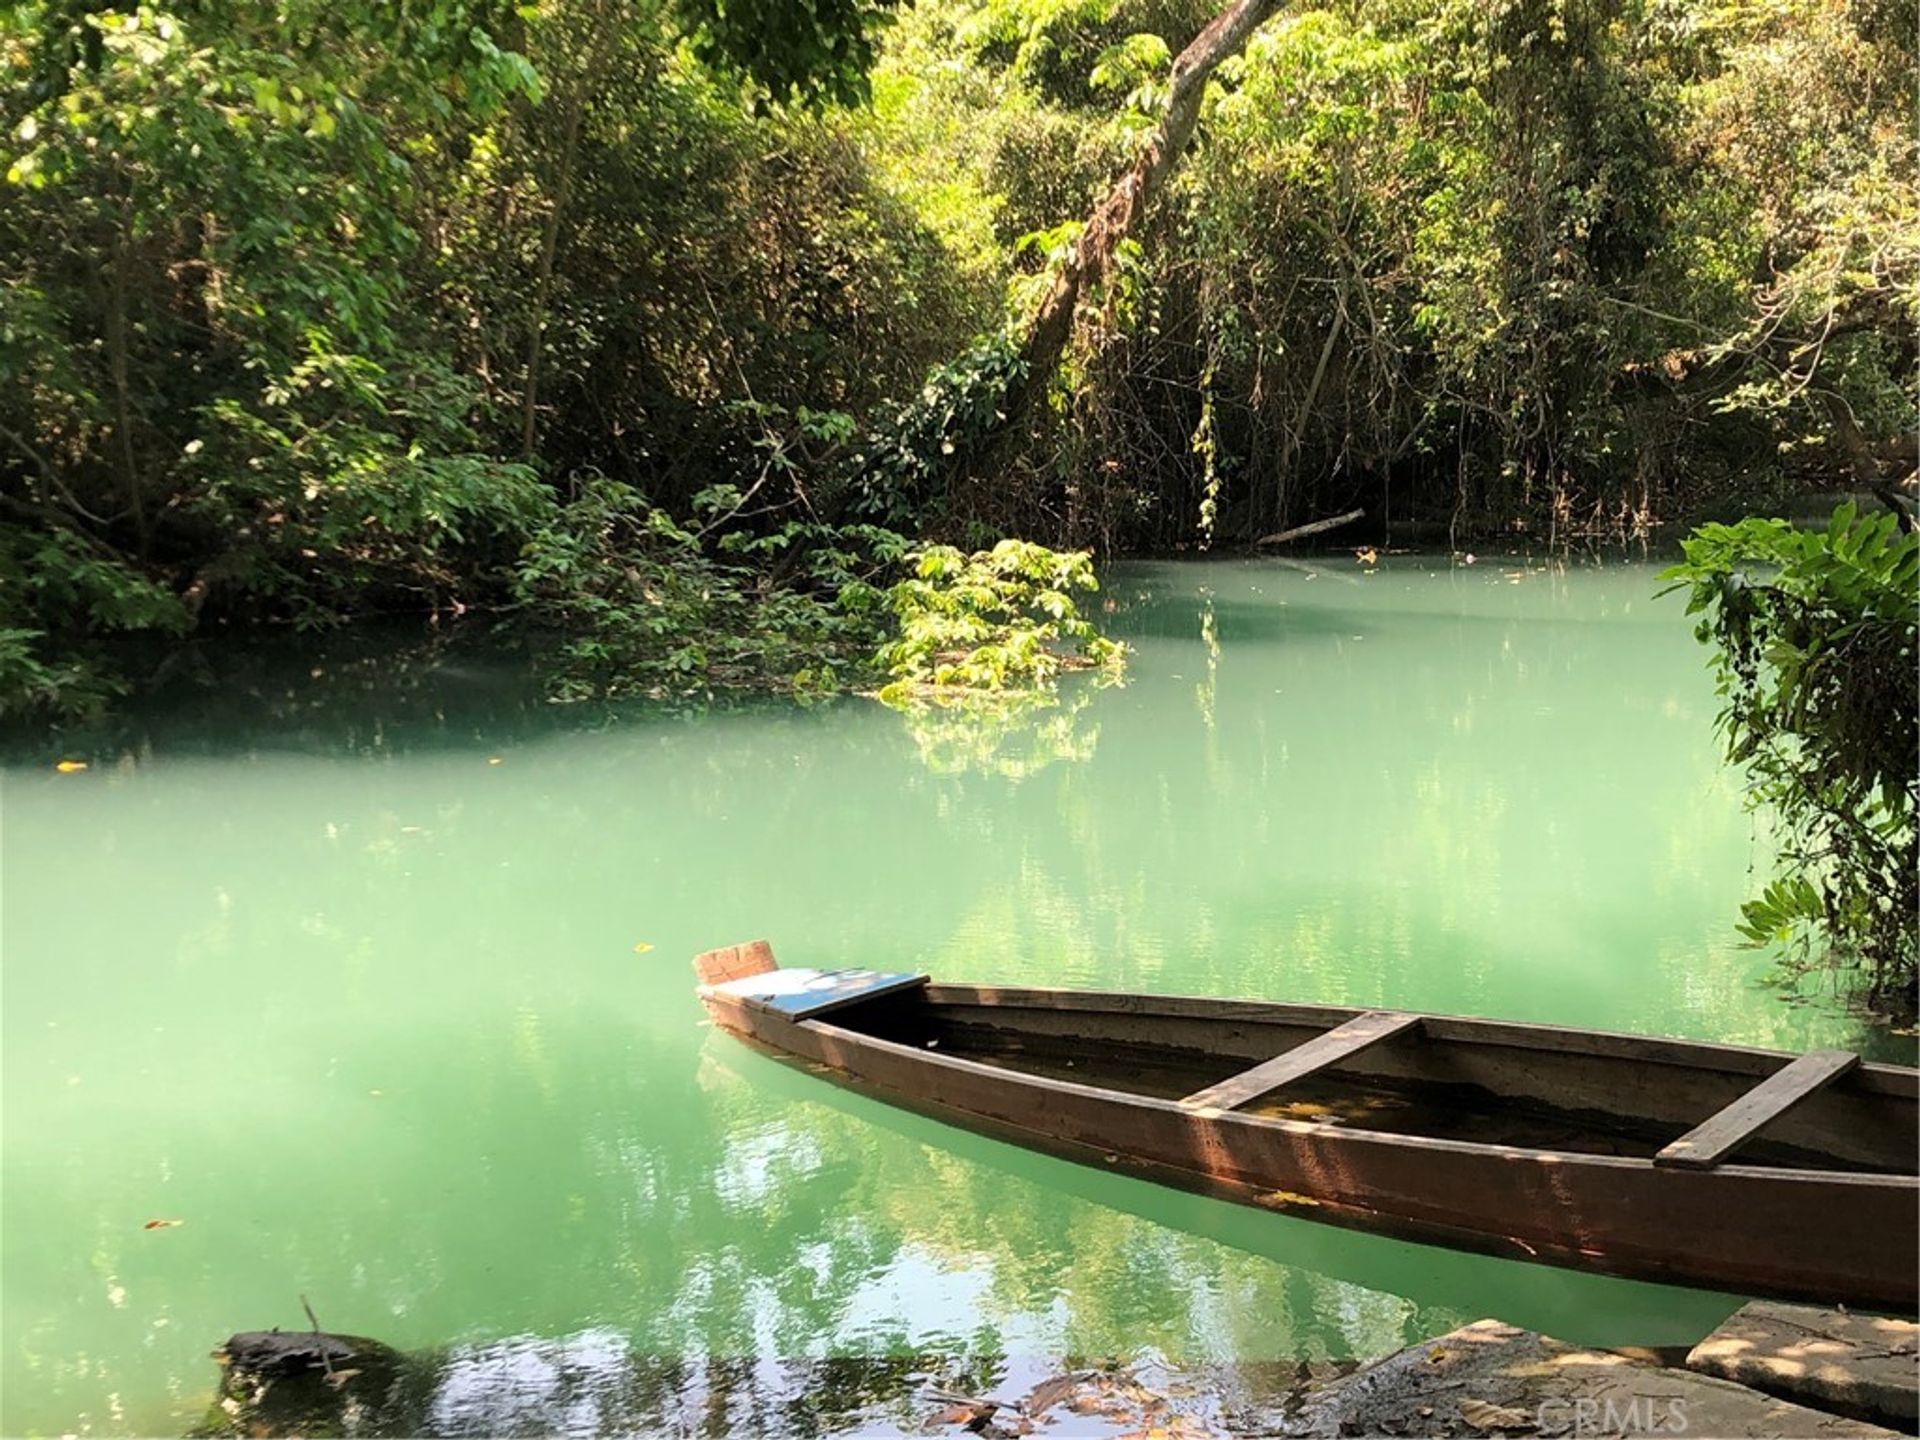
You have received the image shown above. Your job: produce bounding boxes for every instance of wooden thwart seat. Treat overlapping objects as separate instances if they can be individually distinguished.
[1180,1010,1421,1112]
[1654,1049,1860,1171]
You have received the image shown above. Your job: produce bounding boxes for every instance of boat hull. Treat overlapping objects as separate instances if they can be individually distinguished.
[700,985,1920,1312]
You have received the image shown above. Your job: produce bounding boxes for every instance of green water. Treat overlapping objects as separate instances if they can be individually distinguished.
[2,556,1899,1436]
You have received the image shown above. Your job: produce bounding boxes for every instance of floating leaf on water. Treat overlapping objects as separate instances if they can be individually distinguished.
[143,1219,183,1230]
[54,760,87,773]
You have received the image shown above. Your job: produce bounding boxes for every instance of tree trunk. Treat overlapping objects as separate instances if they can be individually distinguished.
[105,218,148,556]
[519,94,588,462]
[1004,0,1291,434]
[518,4,618,462]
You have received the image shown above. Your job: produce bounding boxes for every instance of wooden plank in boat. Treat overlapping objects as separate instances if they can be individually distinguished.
[1180,1010,1421,1112]
[715,966,928,1021]
[1654,1049,1860,1171]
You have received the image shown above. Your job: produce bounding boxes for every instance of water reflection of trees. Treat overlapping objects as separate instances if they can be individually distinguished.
[887,682,1109,781]
[209,1334,1342,1438]
[204,1337,1021,1438]
[180,1005,1739,1438]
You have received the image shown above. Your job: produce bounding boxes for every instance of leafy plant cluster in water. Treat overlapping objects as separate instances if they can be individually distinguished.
[1662,503,1918,1018]
[877,539,1125,704]
[506,477,1128,713]
[509,474,905,702]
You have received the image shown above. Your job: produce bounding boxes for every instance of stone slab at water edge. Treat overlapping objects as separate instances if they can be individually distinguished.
[1290,1319,1900,1438]
[1686,1303,1919,1431]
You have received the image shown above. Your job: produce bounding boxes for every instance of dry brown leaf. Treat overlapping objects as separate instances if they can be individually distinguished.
[1021,1374,1080,1415]
[1459,1397,1532,1431]
[928,1402,993,1427]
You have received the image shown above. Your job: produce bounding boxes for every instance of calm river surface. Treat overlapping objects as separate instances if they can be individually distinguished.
[2,556,1901,1436]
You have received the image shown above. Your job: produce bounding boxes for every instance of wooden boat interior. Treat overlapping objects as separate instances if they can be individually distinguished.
[810,983,1918,1176]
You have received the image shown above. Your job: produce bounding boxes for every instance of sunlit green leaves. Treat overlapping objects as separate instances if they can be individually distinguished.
[675,0,903,108]
[877,538,1125,704]
[1662,505,1919,1013]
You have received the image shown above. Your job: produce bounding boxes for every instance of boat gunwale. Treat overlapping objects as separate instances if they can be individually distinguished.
[914,982,1920,1095]
[778,1005,1917,1187]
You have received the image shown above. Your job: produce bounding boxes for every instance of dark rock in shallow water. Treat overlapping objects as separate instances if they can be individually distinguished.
[194,1329,423,1438]
[217,1329,394,1378]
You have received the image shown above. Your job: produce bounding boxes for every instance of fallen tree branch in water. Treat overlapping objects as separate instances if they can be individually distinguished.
[1256,508,1366,547]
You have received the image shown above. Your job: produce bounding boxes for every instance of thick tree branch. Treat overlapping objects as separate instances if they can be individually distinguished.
[1001,0,1292,440]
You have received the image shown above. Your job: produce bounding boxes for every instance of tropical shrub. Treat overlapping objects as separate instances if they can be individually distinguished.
[1663,504,1919,1017]
[512,475,904,700]
[876,539,1124,703]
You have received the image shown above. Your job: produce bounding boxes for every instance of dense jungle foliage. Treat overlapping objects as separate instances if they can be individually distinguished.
[2,0,1915,719]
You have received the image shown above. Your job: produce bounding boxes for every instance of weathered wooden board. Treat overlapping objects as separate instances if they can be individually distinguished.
[692,939,778,987]
[1179,1011,1420,1112]
[1656,1050,1860,1170]
[1687,1303,1919,1429]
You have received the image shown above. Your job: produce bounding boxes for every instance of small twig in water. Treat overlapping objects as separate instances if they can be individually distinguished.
[300,1294,337,1383]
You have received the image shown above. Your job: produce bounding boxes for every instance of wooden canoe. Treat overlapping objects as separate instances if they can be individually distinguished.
[693,942,1920,1311]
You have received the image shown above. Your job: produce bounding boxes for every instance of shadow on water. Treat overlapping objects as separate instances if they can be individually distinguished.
[0,622,805,766]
